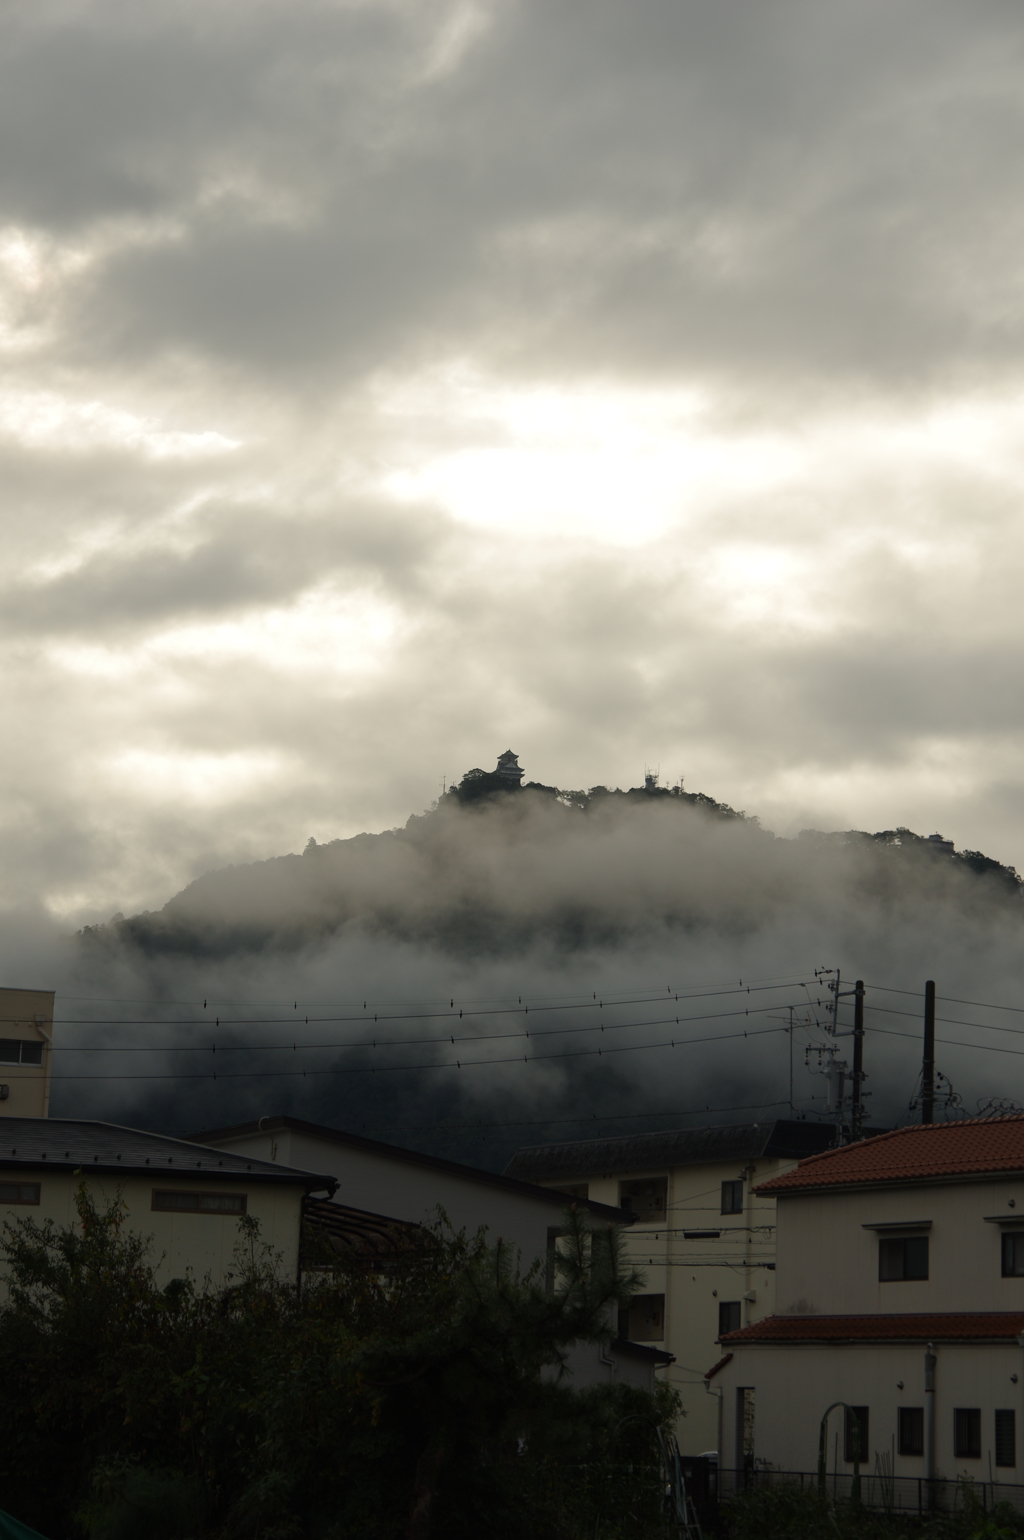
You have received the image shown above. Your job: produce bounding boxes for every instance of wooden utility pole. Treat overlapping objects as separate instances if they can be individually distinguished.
[851,981,865,1140]
[922,980,936,1125]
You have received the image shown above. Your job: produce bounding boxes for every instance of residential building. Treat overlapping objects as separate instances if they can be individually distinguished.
[504,1118,834,1450]
[0,989,54,1118]
[0,1117,337,1289]
[711,1115,1024,1485]
[190,1114,671,1389]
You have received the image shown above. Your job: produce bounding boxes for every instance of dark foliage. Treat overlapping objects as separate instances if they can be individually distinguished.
[723,1479,1024,1540]
[0,1189,679,1540]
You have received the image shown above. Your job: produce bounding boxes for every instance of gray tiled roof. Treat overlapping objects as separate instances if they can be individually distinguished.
[503,1119,835,1184]
[0,1117,337,1193]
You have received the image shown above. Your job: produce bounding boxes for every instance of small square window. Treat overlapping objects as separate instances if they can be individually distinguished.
[718,1300,741,1336]
[721,1180,744,1214]
[954,1408,981,1460]
[152,1190,246,1215]
[879,1235,928,1280]
[996,1409,1016,1468]
[844,1406,869,1464]
[898,1407,924,1457]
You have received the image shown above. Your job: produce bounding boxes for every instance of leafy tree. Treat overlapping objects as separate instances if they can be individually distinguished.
[0,1189,675,1540]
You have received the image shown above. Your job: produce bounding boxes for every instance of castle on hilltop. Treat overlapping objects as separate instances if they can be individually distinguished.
[495,749,524,788]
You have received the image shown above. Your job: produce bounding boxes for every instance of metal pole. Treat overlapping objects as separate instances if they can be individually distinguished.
[789,1006,794,1113]
[923,982,936,1125]
[924,1343,936,1509]
[851,982,865,1140]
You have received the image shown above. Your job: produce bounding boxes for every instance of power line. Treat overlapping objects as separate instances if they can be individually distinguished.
[347,1098,825,1137]
[51,968,825,1012]
[47,999,815,1055]
[862,983,1024,1017]
[29,1017,794,1081]
[50,977,819,1030]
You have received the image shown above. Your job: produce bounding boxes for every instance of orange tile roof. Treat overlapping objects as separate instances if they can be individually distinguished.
[721,1312,1024,1345]
[757,1114,1024,1194]
[704,1352,733,1380]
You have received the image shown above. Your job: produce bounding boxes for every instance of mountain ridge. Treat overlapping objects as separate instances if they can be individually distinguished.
[76,765,1024,962]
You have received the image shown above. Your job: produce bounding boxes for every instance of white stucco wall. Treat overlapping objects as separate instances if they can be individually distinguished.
[773,1176,1024,1316]
[0,1171,304,1290]
[543,1153,804,1453]
[200,1127,664,1391]
[205,1126,575,1274]
[0,988,53,1120]
[716,1340,1024,1482]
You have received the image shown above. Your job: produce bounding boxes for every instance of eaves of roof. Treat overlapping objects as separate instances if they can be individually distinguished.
[611,1338,675,1366]
[185,1115,630,1223]
[0,1117,337,1194]
[719,1312,1024,1346]
[757,1114,1024,1196]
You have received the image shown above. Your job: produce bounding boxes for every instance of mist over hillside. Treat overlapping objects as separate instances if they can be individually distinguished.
[78,770,1023,961]
[46,763,1024,1168]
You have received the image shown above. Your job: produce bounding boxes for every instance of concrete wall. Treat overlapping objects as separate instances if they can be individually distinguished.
[544,1152,802,1453]
[774,1176,1024,1317]
[0,1171,304,1289]
[0,988,54,1119]
[200,1127,662,1391]
[206,1126,574,1273]
[716,1340,1024,1481]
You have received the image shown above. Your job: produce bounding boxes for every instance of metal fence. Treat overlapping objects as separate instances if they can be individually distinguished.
[717,1464,1024,1517]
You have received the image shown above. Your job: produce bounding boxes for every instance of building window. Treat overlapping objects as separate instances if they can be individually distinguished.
[992,1409,1016,1468]
[152,1191,246,1215]
[879,1236,928,1280]
[898,1407,924,1457]
[954,1408,982,1460]
[844,1406,869,1463]
[718,1300,742,1336]
[0,1182,40,1205]
[1002,1233,1024,1276]
[619,1178,667,1222]
[721,1180,744,1214]
[618,1293,665,1341]
[996,1409,1016,1468]
[0,1040,43,1066]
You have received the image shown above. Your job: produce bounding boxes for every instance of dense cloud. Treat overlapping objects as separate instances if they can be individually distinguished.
[3,0,1024,1140]
[17,783,1018,1167]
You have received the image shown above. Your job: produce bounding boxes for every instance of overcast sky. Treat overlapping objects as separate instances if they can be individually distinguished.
[5,0,1024,926]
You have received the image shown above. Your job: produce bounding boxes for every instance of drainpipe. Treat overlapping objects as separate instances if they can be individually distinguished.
[924,1343,936,1505]
[742,1163,755,1325]
[705,1381,723,1461]
[1017,1332,1024,1474]
[35,1018,52,1118]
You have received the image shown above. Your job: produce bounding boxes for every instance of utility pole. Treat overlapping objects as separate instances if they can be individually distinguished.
[851,981,865,1141]
[922,980,936,1125]
[788,1005,795,1113]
